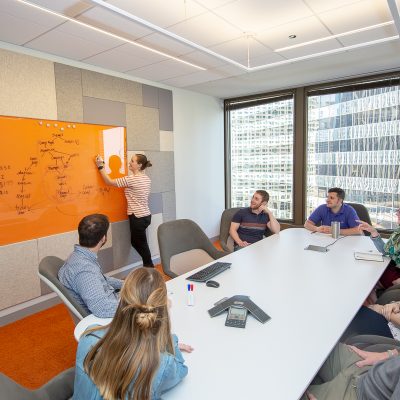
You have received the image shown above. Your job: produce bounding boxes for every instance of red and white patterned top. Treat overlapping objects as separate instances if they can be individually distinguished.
[115,174,151,218]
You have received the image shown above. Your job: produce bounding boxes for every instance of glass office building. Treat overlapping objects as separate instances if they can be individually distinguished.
[229,98,294,220]
[228,81,399,229]
[307,86,400,229]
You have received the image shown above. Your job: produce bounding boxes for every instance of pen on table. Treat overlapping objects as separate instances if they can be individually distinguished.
[187,283,194,306]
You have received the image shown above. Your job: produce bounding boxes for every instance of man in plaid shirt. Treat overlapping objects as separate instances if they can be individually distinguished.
[58,214,123,318]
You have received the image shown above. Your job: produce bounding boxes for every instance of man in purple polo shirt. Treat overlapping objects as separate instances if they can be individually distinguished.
[304,187,360,236]
[229,190,280,250]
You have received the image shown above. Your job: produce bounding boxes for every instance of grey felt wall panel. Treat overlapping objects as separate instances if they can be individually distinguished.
[111,220,141,268]
[126,104,160,151]
[142,84,159,109]
[82,70,142,105]
[145,151,175,193]
[54,63,83,122]
[83,96,126,126]
[149,192,163,214]
[158,88,173,131]
[162,191,176,222]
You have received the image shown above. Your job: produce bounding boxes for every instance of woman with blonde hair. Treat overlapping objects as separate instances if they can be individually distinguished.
[73,267,191,400]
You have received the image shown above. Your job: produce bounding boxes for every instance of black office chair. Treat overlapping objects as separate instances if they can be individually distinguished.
[158,219,227,278]
[348,202,372,236]
[345,334,400,352]
[0,367,74,400]
[38,256,89,325]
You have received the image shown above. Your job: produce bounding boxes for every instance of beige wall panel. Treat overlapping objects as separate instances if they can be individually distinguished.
[37,226,112,263]
[0,240,40,310]
[54,63,83,122]
[147,212,163,258]
[82,70,142,105]
[126,104,160,151]
[160,130,174,151]
[0,49,57,119]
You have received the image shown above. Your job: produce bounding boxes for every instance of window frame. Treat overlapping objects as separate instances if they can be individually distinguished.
[224,70,400,229]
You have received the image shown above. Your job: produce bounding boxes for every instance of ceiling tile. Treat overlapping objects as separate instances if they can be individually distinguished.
[180,50,228,68]
[0,9,55,45]
[77,6,153,40]
[126,59,200,81]
[213,0,313,32]
[209,36,274,64]
[105,0,206,27]
[56,20,122,47]
[194,0,238,9]
[257,16,332,50]
[168,11,242,47]
[239,52,286,68]
[26,29,117,60]
[318,0,393,33]
[160,69,227,87]
[83,43,167,71]
[1,0,66,27]
[305,0,364,14]
[136,33,195,56]
[28,0,92,16]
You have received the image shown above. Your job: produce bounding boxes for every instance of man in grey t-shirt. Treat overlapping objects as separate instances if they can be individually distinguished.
[302,342,400,400]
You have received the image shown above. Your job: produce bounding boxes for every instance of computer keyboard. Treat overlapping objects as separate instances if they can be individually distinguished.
[186,262,232,282]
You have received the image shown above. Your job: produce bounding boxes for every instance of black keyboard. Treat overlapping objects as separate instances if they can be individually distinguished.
[186,262,231,282]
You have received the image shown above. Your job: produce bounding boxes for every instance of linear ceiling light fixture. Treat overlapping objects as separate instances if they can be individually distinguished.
[88,0,248,70]
[275,21,395,52]
[89,0,400,72]
[15,0,206,70]
[15,0,400,74]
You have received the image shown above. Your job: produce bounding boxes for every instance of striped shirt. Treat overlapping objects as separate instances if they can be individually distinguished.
[115,174,151,217]
[232,207,270,244]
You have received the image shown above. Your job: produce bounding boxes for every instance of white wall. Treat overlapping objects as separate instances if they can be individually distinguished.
[173,89,225,238]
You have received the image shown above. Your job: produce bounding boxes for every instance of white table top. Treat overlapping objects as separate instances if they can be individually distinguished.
[73,228,388,400]
[163,228,388,400]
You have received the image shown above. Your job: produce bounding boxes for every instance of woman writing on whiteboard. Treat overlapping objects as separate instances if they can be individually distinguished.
[95,154,154,268]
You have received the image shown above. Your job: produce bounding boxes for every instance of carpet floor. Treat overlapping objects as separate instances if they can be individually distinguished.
[0,263,171,389]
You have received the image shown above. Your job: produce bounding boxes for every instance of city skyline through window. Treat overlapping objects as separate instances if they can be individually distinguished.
[229,97,294,220]
[307,86,400,229]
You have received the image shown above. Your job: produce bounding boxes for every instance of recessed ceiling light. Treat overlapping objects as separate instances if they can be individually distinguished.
[277,21,395,52]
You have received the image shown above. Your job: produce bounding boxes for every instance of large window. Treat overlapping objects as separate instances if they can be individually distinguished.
[307,84,400,229]
[226,95,294,220]
[225,72,400,230]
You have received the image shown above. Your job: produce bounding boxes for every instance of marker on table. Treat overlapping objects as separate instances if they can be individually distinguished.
[187,283,195,306]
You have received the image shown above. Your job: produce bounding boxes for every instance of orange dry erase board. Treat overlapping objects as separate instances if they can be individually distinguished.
[0,116,127,245]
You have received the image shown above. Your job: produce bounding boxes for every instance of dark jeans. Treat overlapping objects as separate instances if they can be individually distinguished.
[128,214,153,267]
[342,306,393,341]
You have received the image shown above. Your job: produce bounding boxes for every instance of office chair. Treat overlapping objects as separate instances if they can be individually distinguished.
[345,334,400,352]
[158,219,227,278]
[0,367,74,400]
[219,207,273,253]
[219,207,242,252]
[38,256,89,325]
[347,202,372,236]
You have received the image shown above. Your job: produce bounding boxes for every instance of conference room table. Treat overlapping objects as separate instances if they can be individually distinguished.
[75,228,389,400]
